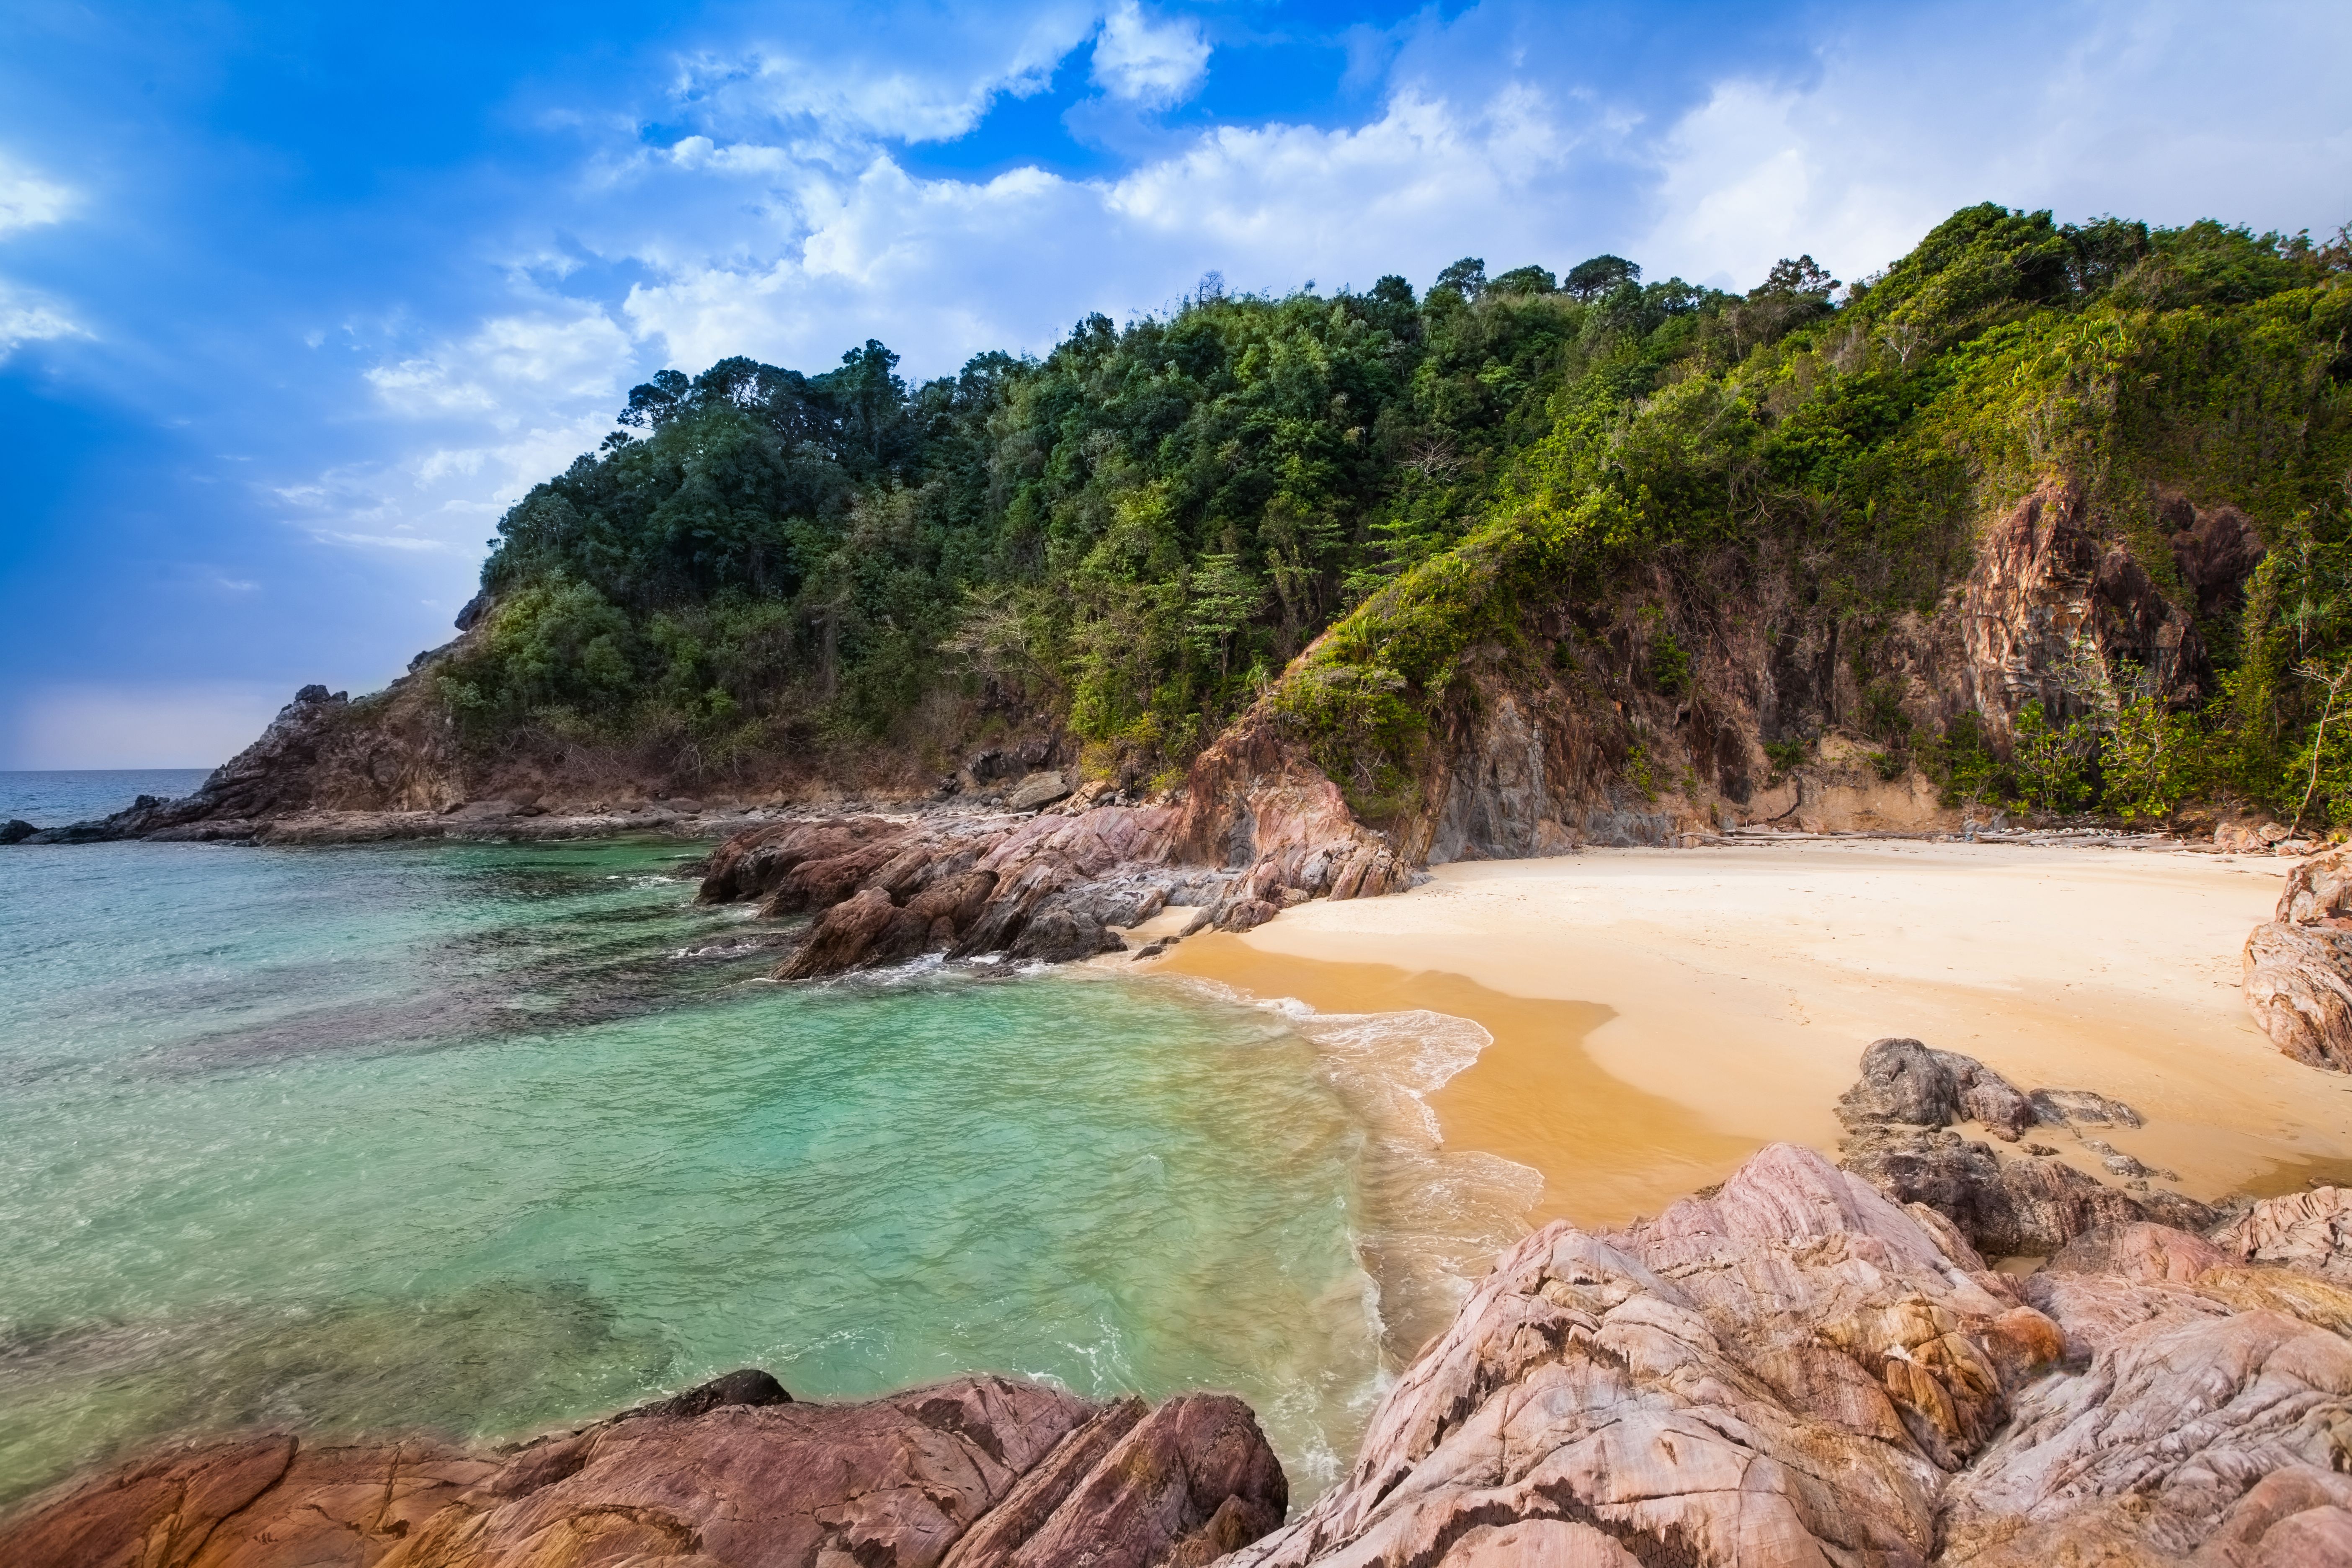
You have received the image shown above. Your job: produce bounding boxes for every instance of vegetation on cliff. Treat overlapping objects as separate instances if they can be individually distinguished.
[440,204,2352,824]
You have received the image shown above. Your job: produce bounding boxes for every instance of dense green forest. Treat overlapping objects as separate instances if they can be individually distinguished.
[442,205,2352,825]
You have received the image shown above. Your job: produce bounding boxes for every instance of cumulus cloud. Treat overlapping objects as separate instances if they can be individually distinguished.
[1091,2,1210,108]
[620,87,1605,378]
[667,3,1096,147]
[1640,0,2352,289]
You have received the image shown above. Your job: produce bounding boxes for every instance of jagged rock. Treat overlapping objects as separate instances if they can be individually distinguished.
[1937,1305,2352,1564]
[0,1373,1284,1568]
[2214,1186,2352,1282]
[1837,1036,2035,1139]
[691,718,1410,978]
[1226,1143,2047,1568]
[0,818,34,844]
[1833,1039,2202,1256]
[1840,1126,2160,1259]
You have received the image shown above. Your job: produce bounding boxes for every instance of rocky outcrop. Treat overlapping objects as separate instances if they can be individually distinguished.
[695,721,1416,980]
[1835,1038,2217,1257]
[2215,1186,2352,1282]
[1228,1130,2352,1568]
[2245,847,2352,1072]
[1959,482,2218,746]
[0,1372,1284,1568]
[21,681,467,844]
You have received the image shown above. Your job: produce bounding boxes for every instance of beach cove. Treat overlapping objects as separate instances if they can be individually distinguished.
[1156,839,2352,1230]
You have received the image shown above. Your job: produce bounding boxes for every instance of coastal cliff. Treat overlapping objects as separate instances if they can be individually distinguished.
[14,205,2347,868]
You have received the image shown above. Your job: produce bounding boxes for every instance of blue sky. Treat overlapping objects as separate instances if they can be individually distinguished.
[3,0,2347,767]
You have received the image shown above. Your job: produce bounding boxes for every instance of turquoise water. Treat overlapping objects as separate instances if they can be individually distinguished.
[0,774,1527,1508]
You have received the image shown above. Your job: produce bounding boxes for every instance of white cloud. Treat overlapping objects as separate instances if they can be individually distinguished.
[366,307,636,426]
[10,683,288,769]
[1640,0,2352,290]
[621,88,1597,378]
[0,279,88,357]
[0,152,77,236]
[668,4,1096,146]
[1092,3,1210,108]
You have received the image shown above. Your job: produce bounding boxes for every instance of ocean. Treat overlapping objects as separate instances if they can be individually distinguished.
[0,771,1530,1506]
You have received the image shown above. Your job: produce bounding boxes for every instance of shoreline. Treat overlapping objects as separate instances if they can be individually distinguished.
[1150,839,2352,1230]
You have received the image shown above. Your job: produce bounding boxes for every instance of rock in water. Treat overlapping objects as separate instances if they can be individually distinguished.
[0,1373,1285,1568]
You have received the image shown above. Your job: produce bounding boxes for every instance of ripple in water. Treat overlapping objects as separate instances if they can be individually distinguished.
[0,829,1528,1508]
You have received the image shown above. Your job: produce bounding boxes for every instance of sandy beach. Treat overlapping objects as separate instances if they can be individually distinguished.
[1156,841,2352,1230]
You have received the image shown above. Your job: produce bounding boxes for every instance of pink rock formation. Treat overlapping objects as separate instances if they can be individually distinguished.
[0,1375,1284,1568]
[2243,849,2352,1072]
[1227,1142,2352,1568]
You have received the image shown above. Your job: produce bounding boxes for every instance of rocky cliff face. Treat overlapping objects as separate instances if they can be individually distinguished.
[1328,478,2265,859]
[0,1372,1285,1568]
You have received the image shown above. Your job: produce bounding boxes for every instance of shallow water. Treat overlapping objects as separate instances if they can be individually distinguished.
[0,781,1529,1506]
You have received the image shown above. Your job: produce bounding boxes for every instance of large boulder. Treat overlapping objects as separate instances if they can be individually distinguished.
[2241,847,2352,1072]
[1837,1036,2035,1139]
[2244,920,2352,1072]
[1834,1038,2210,1256]
[0,1372,1284,1568]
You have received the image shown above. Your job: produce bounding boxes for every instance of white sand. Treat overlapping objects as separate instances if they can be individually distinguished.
[1163,841,2352,1223]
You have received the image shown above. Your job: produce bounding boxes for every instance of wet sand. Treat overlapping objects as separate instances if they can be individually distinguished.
[1158,841,2352,1229]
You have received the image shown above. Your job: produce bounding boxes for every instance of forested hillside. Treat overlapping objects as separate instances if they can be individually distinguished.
[437,204,2352,830]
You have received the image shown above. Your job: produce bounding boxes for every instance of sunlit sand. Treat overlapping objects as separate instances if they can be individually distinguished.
[1159,841,2352,1228]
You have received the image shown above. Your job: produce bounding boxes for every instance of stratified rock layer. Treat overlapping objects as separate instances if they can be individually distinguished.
[696,728,1412,979]
[0,1373,1283,1568]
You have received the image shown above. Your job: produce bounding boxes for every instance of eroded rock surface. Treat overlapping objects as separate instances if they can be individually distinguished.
[0,1372,1284,1568]
[1836,1038,2215,1257]
[2245,848,2352,1073]
[1229,1133,2352,1568]
[2216,1186,2352,1283]
[696,725,1412,979]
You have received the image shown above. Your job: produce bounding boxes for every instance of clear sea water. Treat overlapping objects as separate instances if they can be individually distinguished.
[0,772,1532,1508]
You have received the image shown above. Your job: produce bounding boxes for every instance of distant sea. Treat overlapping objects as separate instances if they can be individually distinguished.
[0,767,214,827]
[0,770,1527,1508]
